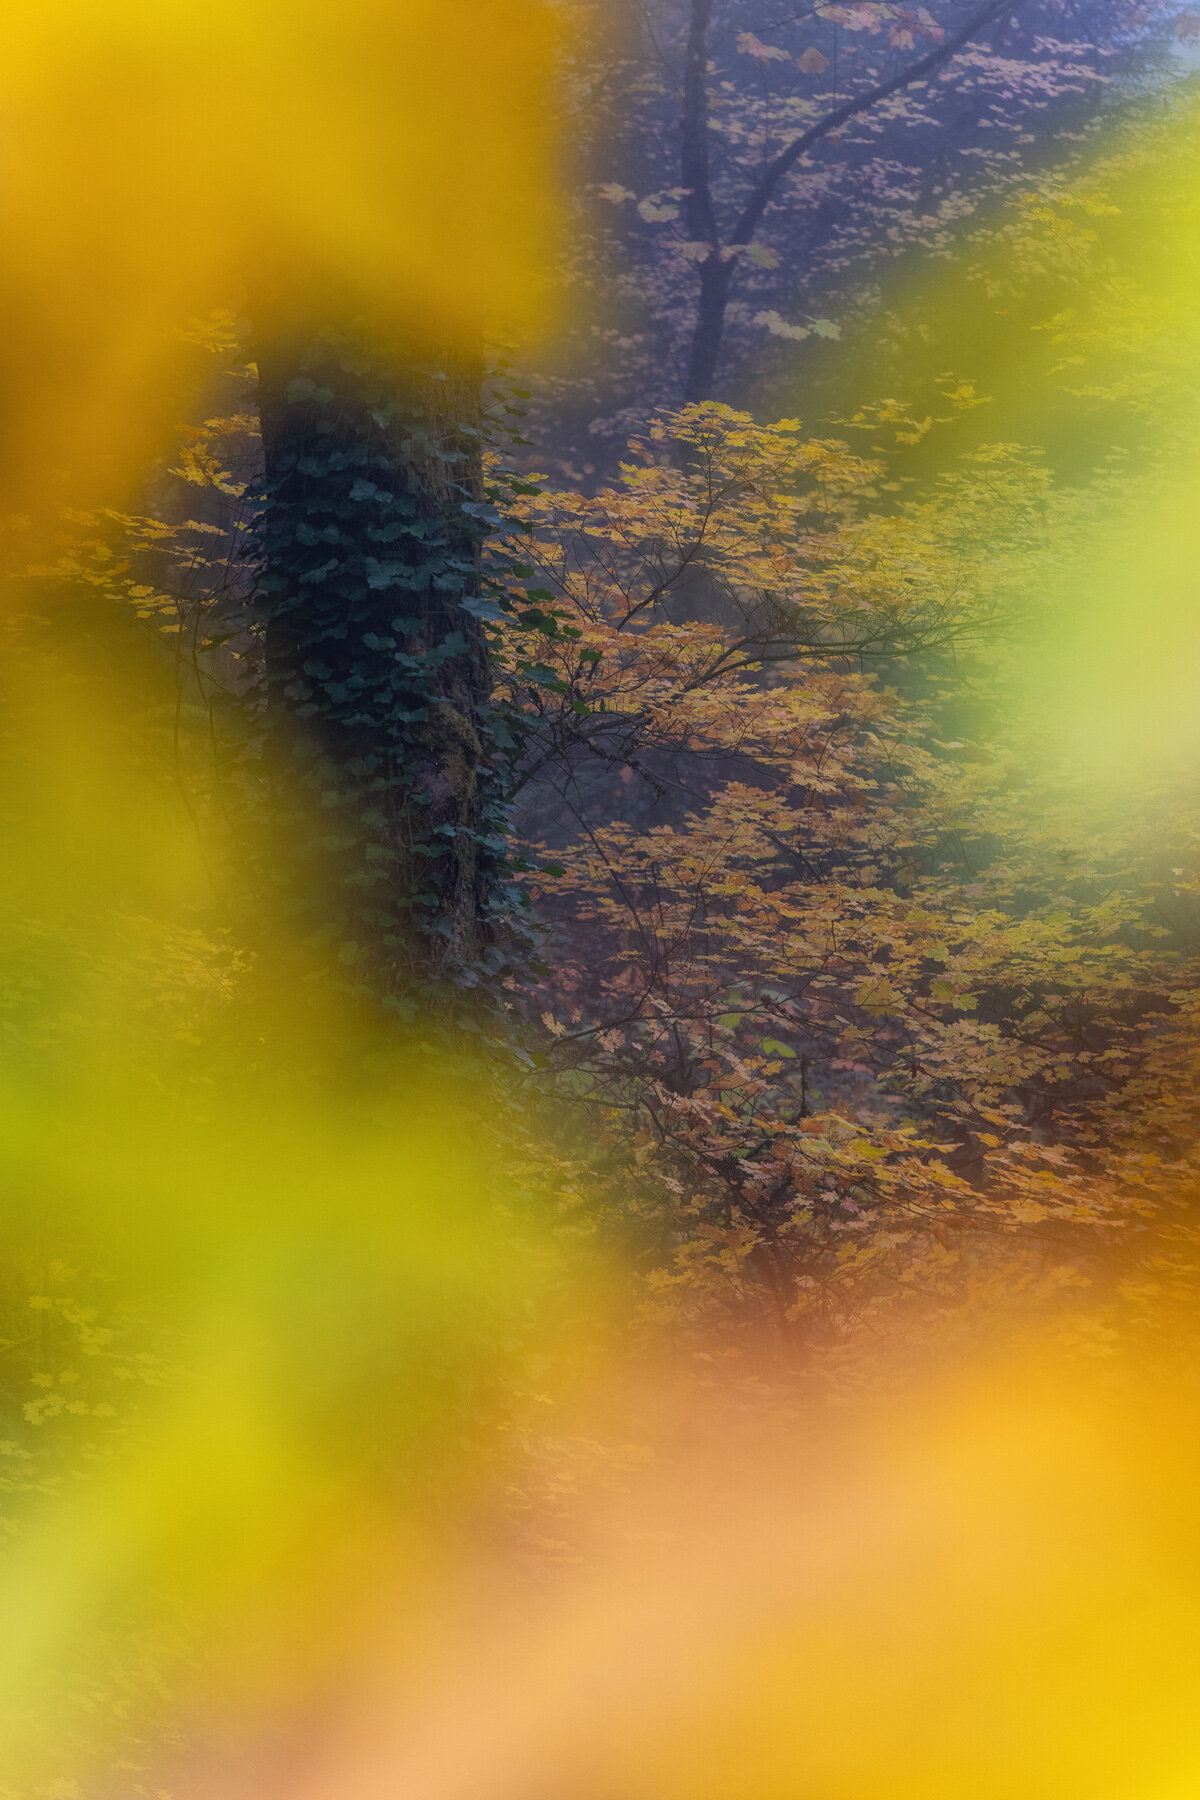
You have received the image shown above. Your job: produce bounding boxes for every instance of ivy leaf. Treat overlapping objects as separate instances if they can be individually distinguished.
[525,665,567,692]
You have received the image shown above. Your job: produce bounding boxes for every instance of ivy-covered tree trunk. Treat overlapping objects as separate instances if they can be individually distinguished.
[253,325,508,1004]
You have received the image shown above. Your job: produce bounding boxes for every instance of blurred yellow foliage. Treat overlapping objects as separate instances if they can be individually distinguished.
[5,14,1200,1800]
[0,0,558,517]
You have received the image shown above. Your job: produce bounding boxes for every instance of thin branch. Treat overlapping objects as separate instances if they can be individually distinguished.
[728,0,1021,250]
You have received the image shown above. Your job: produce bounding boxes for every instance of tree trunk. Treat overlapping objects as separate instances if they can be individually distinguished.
[253,324,502,1000]
[683,257,734,403]
[680,0,729,404]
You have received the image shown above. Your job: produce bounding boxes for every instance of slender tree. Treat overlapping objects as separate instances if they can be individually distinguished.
[532,0,1179,469]
[680,0,1023,399]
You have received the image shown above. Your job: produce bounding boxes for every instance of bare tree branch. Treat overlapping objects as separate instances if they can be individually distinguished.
[680,0,1024,398]
[729,0,1021,248]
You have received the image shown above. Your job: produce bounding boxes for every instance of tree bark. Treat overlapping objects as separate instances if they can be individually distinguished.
[684,256,735,405]
[680,0,726,404]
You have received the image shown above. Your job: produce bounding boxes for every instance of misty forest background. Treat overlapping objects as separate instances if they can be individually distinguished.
[9,0,1200,1617]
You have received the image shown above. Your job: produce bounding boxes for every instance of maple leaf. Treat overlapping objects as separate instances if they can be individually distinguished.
[596,183,635,204]
[820,4,886,32]
[754,310,810,340]
[637,196,680,223]
[796,46,830,72]
[891,6,943,44]
[737,31,791,60]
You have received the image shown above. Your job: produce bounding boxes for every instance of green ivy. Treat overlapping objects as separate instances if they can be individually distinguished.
[250,328,546,1021]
